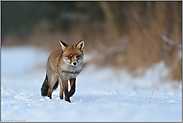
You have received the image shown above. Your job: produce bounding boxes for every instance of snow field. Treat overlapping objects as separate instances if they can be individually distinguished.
[1,46,182,122]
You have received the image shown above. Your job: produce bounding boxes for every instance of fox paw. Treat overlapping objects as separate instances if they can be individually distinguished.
[60,95,63,99]
[65,98,71,103]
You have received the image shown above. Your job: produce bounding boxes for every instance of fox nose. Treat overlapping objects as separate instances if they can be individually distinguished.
[73,62,77,66]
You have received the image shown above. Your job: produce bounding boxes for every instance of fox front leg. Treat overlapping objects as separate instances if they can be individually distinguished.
[62,80,71,103]
[68,78,76,97]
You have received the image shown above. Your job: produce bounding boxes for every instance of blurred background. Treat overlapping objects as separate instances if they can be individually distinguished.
[1,1,182,82]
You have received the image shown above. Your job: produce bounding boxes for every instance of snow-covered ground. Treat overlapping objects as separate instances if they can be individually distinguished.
[1,46,182,122]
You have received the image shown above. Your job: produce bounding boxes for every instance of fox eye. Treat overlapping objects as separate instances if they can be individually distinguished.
[68,54,72,58]
[76,55,80,58]
[75,54,80,58]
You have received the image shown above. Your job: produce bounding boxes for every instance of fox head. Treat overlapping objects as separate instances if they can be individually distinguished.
[59,40,84,67]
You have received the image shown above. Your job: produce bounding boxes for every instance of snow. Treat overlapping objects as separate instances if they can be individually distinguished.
[1,46,182,122]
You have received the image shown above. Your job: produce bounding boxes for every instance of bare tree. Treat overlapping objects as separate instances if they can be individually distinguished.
[161,34,182,76]
[161,35,182,49]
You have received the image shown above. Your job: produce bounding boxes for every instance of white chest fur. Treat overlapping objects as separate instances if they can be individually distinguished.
[60,64,82,80]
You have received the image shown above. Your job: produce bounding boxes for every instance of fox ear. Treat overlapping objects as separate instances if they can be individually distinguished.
[59,40,68,51]
[76,40,84,51]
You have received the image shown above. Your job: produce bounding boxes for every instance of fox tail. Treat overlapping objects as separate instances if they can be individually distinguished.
[41,74,59,96]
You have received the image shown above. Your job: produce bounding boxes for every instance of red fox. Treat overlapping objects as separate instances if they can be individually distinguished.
[41,40,84,103]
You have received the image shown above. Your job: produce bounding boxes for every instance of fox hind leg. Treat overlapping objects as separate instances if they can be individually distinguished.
[58,77,63,99]
[47,72,58,99]
[47,88,52,99]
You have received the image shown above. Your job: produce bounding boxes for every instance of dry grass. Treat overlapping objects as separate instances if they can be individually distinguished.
[2,1,182,81]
